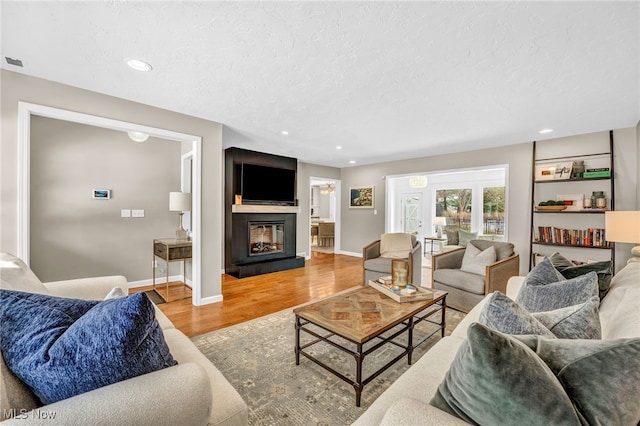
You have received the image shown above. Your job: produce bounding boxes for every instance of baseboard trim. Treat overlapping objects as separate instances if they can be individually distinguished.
[336,250,362,258]
[128,275,192,289]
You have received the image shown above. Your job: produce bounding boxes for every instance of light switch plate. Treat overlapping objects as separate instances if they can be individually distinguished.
[121,209,131,218]
[132,209,145,218]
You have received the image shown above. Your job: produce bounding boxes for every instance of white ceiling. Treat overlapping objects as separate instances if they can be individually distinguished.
[2,1,638,168]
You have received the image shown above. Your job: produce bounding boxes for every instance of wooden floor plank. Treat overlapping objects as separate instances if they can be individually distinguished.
[133,252,363,337]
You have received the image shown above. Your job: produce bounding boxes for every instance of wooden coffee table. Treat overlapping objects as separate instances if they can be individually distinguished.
[294,286,447,406]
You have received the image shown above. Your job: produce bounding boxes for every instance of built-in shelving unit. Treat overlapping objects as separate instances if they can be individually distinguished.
[529,132,615,269]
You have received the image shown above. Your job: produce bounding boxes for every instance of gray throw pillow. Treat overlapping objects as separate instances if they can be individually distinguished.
[559,262,613,301]
[430,323,581,425]
[516,258,598,312]
[457,230,478,247]
[532,296,601,339]
[460,244,496,276]
[514,335,640,426]
[479,292,557,338]
[444,229,459,245]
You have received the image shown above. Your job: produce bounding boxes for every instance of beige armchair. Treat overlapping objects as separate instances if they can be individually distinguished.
[362,233,422,285]
[432,239,519,312]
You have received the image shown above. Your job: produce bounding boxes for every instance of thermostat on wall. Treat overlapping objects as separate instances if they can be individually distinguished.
[92,189,111,199]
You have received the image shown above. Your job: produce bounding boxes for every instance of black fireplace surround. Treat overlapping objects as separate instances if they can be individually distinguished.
[225,148,305,278]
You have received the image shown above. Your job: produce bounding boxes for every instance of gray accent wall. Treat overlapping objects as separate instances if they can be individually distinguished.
[30,116,180,282]
[1,69,223,300]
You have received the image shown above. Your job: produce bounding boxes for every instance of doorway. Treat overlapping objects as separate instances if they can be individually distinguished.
[309,177,340,255]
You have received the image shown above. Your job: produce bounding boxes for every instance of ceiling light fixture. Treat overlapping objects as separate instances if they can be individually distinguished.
[539,128,554,134]
[408,175,428,188]
[127,131,149,142]
[336,146,342,150]
[281,130,289,135]
[320,183,336,195]
[126,58,153,72]
[349,160,356,164]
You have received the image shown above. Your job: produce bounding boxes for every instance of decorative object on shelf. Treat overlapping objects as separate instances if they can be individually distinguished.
[535,205,567,211]
[169,191,191,241]
[434,217,447,238]
[235,194,242,205]
[554,162,573,179]
[571,161,585,179]
[605,211,640,263]
[556,194,583,212]
[349,186,374,208]
[583,197,592,208]
[592,191,606,209]
[535,164,557,181]
[584,168,611,178]
[391,259,409,287]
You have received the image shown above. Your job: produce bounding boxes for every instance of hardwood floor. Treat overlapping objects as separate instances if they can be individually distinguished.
[134,252,363,338]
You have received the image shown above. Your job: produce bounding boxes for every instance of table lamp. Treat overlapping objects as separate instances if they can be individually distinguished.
[169,191,191,241]
[605,211,640,263]
[433,217,447,238]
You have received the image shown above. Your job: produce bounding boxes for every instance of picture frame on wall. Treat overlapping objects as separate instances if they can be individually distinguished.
[349,186,374,208]
[92,189,111,199]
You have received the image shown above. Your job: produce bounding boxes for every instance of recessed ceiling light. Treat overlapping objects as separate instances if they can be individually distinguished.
[539,128,554,134]
[336,146,342,150]
[281,130,289,135]
[126,58,153,72]
[349,160,356,164]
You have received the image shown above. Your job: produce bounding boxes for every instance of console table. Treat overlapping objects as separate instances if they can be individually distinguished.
[152,238,192,302]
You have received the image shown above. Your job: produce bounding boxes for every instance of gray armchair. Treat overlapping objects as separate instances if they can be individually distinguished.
[363,233,422,285]
[432,239,519,312]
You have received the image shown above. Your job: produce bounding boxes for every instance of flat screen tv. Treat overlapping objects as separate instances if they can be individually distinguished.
[241,163,296,205]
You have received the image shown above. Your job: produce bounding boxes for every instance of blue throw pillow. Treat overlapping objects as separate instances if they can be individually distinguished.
[0,290,177,404]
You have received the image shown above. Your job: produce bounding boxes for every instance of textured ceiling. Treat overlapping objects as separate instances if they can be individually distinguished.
[1,1,638,167]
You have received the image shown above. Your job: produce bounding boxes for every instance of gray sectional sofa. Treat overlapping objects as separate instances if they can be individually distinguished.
[353,261,640,425]
[0,253,248,425]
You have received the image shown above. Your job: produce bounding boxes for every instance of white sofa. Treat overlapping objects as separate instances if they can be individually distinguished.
[0,253,248,425]
[353,262,640,425]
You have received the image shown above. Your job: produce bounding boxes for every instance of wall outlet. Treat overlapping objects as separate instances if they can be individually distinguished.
[132,209,144,218]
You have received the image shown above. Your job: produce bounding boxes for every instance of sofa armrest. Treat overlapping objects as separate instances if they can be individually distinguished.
[379,397,468,426]
[431,247,465,271]
[484,253,520,295]
[43,276,128,300]
[506,276,526,299]
[1,363,211,426]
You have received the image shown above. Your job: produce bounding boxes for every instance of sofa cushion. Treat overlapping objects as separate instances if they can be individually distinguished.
[516,258,598,312]
[432,269,486,295]
[379,233,413,259]
[460,244,496,276]
[549,253,613,300]
[457,230,477,247]
[430,323,581,425]
[470,240,514,261]
[0,253,49,295]
[364,257,393,274]
[514,335,640,425]
[0,290,177,404]
[479,292,601,339]
[0,352,40,420]
[599,263,640,339]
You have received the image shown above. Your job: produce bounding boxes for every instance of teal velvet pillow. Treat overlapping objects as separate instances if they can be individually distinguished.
[548,252,613,298]
[479,292,601,339]
[0,290,177,405]
[457,230,478,247]
[430,323,581,425]
[514,335,640,425]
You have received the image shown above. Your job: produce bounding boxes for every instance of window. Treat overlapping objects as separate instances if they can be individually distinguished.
[483,187,505,236]
[435,188,472,231]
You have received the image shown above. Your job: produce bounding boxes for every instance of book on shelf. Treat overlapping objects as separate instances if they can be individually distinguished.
[534,226,611,247]
[583,170,611,178]
[586,167,610,172]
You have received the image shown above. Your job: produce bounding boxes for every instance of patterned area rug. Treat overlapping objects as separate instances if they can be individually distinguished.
[192,304,464,425]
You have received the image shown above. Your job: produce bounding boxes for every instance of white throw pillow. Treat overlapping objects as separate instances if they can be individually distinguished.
[460,244,496,276]
[379,233,413,259]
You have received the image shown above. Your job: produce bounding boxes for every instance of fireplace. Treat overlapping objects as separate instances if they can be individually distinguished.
[249,221,284,257]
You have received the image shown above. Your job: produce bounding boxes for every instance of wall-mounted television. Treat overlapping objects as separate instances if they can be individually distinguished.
[241,163,296,205]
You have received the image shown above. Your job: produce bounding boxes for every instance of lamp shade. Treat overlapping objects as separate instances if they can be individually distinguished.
[605,211,640,243]
[169,192,191,212]
[434,217,447,226]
